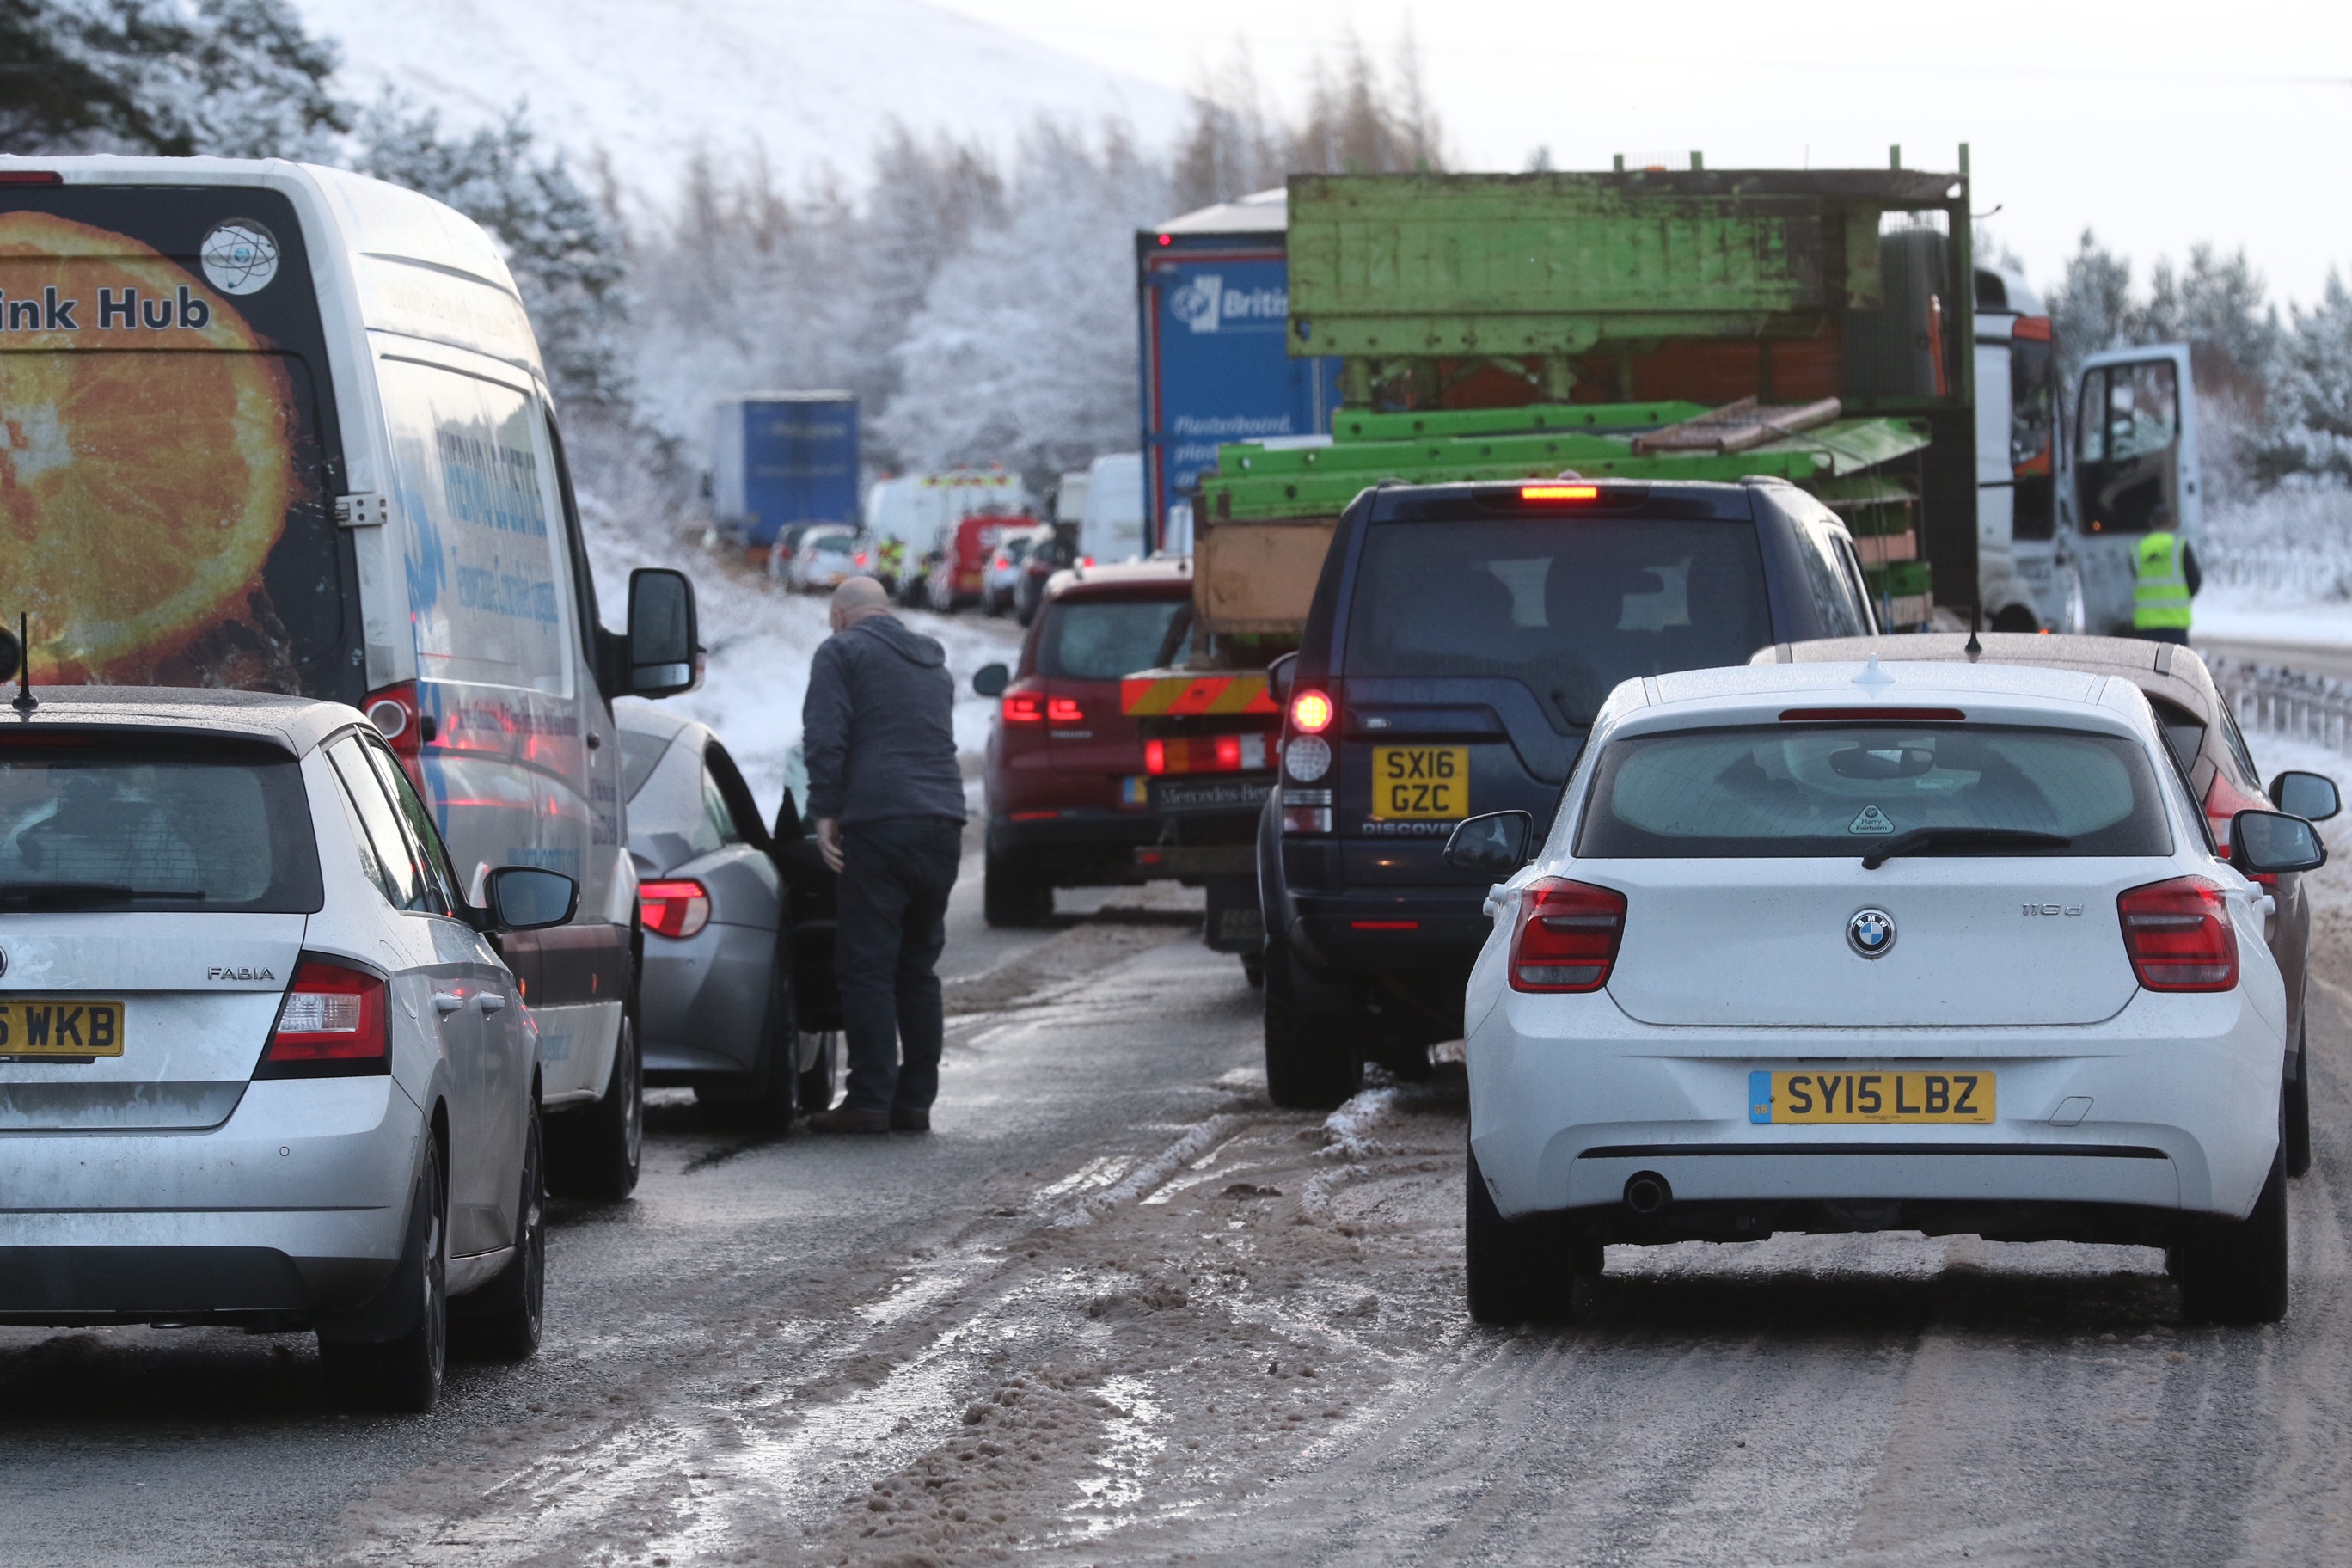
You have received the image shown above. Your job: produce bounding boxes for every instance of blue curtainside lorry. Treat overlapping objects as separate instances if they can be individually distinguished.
[711,391,860,549]
[1136,190,1339,554]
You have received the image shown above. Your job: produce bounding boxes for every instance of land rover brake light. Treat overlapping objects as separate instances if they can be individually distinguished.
[258,958,389,1077]
[1510,878,1627,993]
[1521,484,1600,501]
[1289,690,1333,734]
[2117,876,2237,992]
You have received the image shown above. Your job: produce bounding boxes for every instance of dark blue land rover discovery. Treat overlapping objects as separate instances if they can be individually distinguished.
[1254,476,1884,1106]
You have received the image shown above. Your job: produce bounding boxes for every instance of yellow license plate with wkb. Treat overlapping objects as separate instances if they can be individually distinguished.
[1749,1069,1994,1124]
[1371,746,1468,820]
[0,1000,126,1059]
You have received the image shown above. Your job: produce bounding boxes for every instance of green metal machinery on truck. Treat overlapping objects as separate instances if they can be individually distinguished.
[1186,159,1993,639]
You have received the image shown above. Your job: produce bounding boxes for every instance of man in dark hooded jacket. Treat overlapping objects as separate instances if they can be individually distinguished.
[801,576,966,1133]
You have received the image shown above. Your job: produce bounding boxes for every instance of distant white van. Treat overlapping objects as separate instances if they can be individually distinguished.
[864,470,1031,556]
[1078,452,1145,564]
[0,155,703,1197]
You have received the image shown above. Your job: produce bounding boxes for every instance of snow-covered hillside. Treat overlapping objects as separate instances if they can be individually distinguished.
[295,0,1188,209]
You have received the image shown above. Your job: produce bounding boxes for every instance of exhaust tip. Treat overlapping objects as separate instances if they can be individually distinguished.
[1623,1172,1671,1216]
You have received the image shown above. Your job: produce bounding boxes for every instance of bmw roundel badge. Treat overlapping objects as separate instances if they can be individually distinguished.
[1847,908,1896,959]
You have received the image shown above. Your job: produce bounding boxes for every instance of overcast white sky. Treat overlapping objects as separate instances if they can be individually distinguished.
[933,0,2351,310]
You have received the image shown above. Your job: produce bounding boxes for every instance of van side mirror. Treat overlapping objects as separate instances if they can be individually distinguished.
[1444,811,1534,876]
[973,663,1009,698]
[2269,770,2341,823]
[2231,810,2328,877]
[485,867,579,932]
[1267,652,1298,705]
[628,568,700,697]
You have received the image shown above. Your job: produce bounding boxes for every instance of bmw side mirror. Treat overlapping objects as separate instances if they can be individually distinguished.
[1444,811,1534,875]
[2231,810,2328,878]
[1267,652,1298,705]
[973,663,1009,698]
[485,867,579,932]
[2269,769,2341,823]
[628,568,701,697]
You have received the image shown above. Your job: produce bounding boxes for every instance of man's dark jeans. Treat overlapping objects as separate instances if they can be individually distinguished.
[836,817,963,1115]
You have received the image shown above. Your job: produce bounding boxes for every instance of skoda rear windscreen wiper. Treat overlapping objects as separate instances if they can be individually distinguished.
[1860,828,2073,871]
[0,883,208,906]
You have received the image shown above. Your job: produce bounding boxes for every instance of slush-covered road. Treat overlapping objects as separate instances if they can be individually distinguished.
[9,836,2352,1565]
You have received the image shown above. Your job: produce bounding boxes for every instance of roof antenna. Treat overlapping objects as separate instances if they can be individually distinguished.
[1963,597,1983,663]
[7,614,31,717]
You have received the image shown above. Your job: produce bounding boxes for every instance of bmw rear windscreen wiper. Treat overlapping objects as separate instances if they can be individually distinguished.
[0,882,208,906]
[1860,828,2073,871]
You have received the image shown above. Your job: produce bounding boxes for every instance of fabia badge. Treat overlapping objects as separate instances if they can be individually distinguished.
[1847,908,1896,959]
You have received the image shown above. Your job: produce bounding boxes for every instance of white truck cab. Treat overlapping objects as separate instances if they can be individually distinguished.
[0,155,701,1197]
[1973,264,2202,638]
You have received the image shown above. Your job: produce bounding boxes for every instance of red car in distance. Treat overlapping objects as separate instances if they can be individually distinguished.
[972,560,1193,925]
[924,512,1036,611]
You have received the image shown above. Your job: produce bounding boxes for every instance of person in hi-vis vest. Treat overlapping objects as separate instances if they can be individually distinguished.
[2133,505,2202,646]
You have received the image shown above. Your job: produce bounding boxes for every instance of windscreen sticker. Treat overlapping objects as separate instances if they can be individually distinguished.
[0,209,305,686]
[199,220,279,296]
[1849,804,1895,835]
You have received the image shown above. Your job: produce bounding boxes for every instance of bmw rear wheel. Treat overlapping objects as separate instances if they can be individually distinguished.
[2177,1147,2289,1326]
[1465,1145,1597,1326]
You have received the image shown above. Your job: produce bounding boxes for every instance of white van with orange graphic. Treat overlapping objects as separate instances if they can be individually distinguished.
[0,156,700,1198]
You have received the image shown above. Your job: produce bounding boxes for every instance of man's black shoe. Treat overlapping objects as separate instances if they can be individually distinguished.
[890,1106,931,1133]
[805,1106,890,1135]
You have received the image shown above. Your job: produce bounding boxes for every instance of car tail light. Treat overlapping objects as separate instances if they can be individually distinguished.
[1289,689,1333,734]
[0,171,63,187]
[364,682,436,788]
[992,554,1010,570]
[2204,770,2266,855]
[1003,692,1044,723]
[257,957,390,1078]
[640,879,712,940]
[1521,483,1600,501]
[2117,876,2238,992]
[1510,878,1627,993]
[1047,695,1084,724]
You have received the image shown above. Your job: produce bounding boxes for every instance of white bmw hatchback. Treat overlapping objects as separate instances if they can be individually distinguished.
[1446,659,2326,1326]
[0,688,579,1410]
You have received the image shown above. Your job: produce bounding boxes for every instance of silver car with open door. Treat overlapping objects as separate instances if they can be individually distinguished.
[618,704,838,1129]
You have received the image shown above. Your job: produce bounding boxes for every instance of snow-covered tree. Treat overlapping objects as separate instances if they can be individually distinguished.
[357,100,629,409]
[2255,273,2352,487]
[1173,26,1443,213]
[876,123,1170,488]
[0,0,344,157]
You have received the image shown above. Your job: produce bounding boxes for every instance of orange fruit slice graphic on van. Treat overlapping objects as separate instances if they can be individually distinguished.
[0,210,298,683]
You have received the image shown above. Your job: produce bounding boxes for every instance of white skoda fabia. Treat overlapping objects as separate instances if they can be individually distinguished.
[0,688,579,1409]
[1446,659,2326,1326]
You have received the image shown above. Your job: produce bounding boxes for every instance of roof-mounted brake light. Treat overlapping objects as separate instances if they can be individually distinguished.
[0,172,64,187]
[1521,484,1600,502]
[1778,707,1967,722]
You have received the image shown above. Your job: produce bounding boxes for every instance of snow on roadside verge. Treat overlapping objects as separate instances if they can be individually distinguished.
[579,507,1020,815]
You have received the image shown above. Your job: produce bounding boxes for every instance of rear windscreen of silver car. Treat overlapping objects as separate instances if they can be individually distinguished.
[1576,724,2173,859]
[0,736,323,910]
